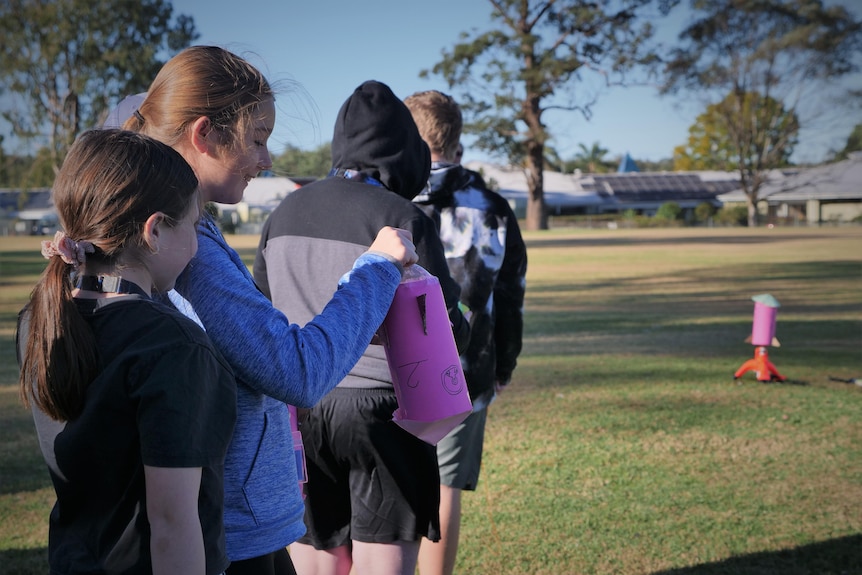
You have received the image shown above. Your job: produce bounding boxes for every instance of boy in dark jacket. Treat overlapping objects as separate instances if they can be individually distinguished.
[405,90,527,575]
[254,80,470,575]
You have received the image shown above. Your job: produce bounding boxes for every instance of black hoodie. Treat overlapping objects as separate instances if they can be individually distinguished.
[330,80,431,199]
[254,80,469,389]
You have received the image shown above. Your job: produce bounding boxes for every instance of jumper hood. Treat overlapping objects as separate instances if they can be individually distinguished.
[414,162,487,205]
[330,80,431,200]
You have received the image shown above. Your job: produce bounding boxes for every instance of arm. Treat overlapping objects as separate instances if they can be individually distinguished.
[494,207,527,386]
[145,466,204,575]
[181,223,403,407]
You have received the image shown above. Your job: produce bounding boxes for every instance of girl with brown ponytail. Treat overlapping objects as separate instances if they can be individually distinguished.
[17,128,237,575]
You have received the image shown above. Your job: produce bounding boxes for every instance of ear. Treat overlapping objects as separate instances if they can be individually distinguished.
[142,212,166,254]
[189,116,214,155]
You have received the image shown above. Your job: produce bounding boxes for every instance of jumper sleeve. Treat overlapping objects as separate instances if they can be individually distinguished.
[176,222,401,407]
[493,204,527,382]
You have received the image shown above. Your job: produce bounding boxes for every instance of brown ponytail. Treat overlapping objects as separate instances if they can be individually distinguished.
[19,129,198,421]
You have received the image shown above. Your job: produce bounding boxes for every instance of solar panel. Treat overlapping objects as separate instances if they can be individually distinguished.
[583,174,731,202]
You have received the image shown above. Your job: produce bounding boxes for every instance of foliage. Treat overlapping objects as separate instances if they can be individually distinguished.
[834,123,862,161]
[0,0,198,174]
[655,200,682,220]
[662,0,862,226]
[0,148,57,189]
[0,137,6,187]
[421,0,677,231]
[636,156,674,172]
[673,91,799,172]
[271,142,332,179]
[561,141,616,173]
[203,202,237,234]
[714,205,748,226]
[694,201,717,223]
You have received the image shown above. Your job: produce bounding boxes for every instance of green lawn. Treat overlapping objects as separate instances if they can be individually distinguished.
[1,226,860,574]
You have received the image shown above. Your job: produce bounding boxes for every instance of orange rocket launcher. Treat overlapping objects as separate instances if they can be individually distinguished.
[734,294,786,382]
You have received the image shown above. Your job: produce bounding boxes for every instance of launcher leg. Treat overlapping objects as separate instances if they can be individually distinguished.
[762,356,786,382]
[735,347,785,382]
[734,358,759,380]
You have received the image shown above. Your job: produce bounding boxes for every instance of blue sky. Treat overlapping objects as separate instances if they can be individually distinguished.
[4,1,860,165]
[168,0,860,166]
[174,0,702,164]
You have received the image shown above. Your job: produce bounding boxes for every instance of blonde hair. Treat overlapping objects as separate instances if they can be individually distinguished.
[404,90,463,161]
[125,46,273,155]
[19,129,199,421]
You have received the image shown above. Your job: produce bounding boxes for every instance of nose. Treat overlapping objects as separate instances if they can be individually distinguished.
[259,148,273,172]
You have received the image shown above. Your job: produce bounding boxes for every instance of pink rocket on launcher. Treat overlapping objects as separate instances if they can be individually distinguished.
[734,293,786,383]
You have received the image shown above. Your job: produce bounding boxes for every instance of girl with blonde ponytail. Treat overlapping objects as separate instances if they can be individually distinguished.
[114,46,421,575]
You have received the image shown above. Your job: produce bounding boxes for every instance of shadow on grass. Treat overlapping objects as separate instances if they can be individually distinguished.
[650,533,862,575]
[525,233,844,250]
[521,315,861,361]
[526,260,861,296]
[0,250,50,279]
[0,547,48,575]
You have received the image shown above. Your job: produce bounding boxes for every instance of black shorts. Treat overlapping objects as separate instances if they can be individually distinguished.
[297,387,441,548]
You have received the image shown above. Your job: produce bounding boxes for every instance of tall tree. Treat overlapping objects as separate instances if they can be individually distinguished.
[662,0,862,226]
[272,142,332,179]
[422,0,676,230]
[0,0,198,174]
[674,91,799,172]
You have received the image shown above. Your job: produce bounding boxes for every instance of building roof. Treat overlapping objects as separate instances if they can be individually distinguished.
[584,173,739,202]
[214,176,302,210]
[466,161,739,211]
[0,188,53,211]
[0,189,54,221]
[718,153,862,203]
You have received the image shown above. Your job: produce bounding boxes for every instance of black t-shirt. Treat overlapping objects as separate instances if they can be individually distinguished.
[22,296,236,575]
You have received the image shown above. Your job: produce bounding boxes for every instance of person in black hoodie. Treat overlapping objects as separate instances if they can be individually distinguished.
[254,80,470,575]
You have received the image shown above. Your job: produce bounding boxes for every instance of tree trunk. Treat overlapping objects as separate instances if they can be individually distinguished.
[746,196,759,227]
[525,141,547,230]
[747,203,758,228]
[739,169,760,228]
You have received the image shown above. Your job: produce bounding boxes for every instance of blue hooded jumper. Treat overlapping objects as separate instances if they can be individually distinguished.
[172,206,404,560]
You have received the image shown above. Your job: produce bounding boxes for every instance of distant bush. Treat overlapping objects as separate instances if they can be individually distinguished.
[694,202,717,223]
[655,202,682,221]
[715,205,748,226]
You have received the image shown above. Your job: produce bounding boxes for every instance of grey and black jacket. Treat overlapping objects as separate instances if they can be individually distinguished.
[254,80,470,389]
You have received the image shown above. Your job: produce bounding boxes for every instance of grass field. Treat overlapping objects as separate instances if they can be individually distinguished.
[1,226,861,574]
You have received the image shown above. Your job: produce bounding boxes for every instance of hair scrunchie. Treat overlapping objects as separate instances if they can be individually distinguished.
[41,231,95,271]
